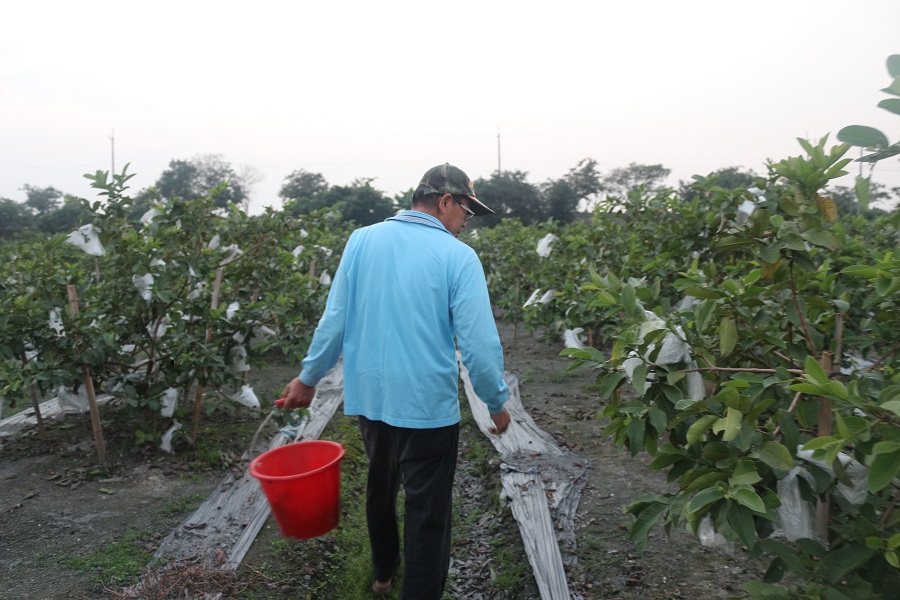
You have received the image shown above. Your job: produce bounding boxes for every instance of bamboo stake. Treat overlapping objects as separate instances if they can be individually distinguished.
[67,285,107,466]
[191,267,223,442]
[814,351,833,544]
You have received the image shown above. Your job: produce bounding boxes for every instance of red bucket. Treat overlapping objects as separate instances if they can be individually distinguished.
[249,440,345,539]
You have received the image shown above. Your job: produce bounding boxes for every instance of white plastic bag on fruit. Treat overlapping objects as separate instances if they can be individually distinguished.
[640,311,691,365]
[57,386,88,414]
[320,271,332,286]
[133,274,154,302]
[207,234,221,250]
[249,325,277,347]
[219,244,242,266]
[230,345,250,372]
[523,289,542,308]
[226,302,240,320]
[48,309,65,336]
[796,448,869,506]
[564,328,584,350]
[232,385,260,409]
[160,387,179,418]
[773,466,816,542]
[65,224,105,256]
[536,233,558,257]
[698,515,733,551]
[140,207,160,226]
[160,420,182,454]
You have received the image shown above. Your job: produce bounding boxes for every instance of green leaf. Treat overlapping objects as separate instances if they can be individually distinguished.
[687,414,720,446]
[683,286,721,300]
[719,317,737,356]
[841,265,882,278]
[837,125,888,149]
[883,73,900,96]
[598,372,627,399]
[800,228,839,250]
[822,543,877,585]
[732,487,766,514]
[858,142,900,163]
[880,400,900,418]
[742,581,790,599]
[687,487,725,513]
[873,441,900,454]
[804,355,829,385]
[712,407,742,442]
[802,436,839,451]
[759,538,807,576]
[868,448,900,493]
[627,501,669,554]
[888,54,900,78]
[621,284,637,318]
[667,370,686,385]
[694,299,717,333]
[754,441,793,471]
[727,504,757,548]
[729,460,762,486]
[878,98,900,116]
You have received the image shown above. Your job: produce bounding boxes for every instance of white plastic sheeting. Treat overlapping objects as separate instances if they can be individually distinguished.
[57,386,88,413]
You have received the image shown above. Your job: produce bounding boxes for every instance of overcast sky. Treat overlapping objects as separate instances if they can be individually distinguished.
[2,1,898,214]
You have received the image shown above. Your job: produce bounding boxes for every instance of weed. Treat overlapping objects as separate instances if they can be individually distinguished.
[65,529,153,587]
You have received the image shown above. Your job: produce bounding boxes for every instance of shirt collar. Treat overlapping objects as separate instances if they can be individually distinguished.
[386,210,452,235]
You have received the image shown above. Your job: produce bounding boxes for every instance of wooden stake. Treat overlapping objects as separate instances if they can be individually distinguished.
[308,259,317,290]
[191,267,224,442]
[22,352,47,441]
[67,285,107,466]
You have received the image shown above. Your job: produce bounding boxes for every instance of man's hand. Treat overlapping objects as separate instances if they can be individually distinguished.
[489,408,511,435]
[278,377,316,410]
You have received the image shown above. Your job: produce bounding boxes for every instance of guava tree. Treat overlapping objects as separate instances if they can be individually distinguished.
[566,137,899,599]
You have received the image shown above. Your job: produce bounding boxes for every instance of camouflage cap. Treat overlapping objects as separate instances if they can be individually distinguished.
[418,163,494,216]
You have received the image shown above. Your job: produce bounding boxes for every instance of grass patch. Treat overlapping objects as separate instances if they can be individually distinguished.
[65,529,153,587]
[158,492,208,516]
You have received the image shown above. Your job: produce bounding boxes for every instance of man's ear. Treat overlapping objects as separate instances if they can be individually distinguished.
[437,193,454,214]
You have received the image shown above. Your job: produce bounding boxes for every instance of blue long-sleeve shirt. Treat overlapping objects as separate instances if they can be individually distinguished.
[299,210,508,429]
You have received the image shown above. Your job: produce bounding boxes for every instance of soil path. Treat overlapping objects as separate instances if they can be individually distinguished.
[0,319,768,599]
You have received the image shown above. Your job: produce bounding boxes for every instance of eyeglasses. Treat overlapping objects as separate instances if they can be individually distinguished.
[453,197,475,222]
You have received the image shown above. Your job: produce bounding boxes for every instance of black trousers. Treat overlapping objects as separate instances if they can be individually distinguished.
[357,416,460,600]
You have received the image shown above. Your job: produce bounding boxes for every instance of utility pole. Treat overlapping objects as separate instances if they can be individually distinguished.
[497,126,501,174]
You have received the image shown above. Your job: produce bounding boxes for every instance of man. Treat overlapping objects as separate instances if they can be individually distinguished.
[280,163,511,598]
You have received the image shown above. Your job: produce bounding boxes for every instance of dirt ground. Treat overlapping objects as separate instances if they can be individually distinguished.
[0,318,769,599]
